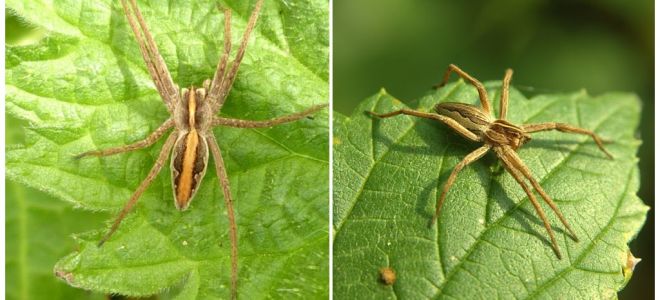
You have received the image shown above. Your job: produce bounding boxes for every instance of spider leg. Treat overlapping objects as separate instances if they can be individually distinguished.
[493,146,562,259]
[430,145,491,227]
[214,0,264,112]
[523,122,613,159]
[206,134,239,300]
[499,69,513,120]
[368,109,480,142]
[75,119,174,158]
[433,64,491,114]
[121,0,179,111]
[500,146,579,242]
[207,8,232,111]
[98,132,177,246]
[212,103,328,128]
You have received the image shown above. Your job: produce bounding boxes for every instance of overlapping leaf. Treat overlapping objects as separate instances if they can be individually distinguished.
[6,0,329,298]
[333,81,646,298]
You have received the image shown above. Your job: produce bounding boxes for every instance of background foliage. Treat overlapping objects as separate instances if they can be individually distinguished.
[334,0,653,298]
[6,0,329,299]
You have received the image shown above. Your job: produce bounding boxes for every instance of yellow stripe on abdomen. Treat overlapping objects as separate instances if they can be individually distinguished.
[176,130,199,206]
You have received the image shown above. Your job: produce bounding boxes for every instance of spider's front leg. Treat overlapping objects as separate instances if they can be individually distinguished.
[120,0,179,112]
[523,122,613,159]
[207,0,265,112]
[75,119,174,159]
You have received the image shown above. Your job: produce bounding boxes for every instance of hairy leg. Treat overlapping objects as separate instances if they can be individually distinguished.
[121,0,179,111]
[207,8,232,111]
[76,119,174,158]
[430,145,491,226]
[207,135,239,300]
[493,146,562,259]
[368,109,480,142]
[499,69,513,120]
[500,146,579,241]
[98,132,177,246]
[523,122,612,159]
[213,103,328,128]
[433,64,491,114]
[215,0,265,111]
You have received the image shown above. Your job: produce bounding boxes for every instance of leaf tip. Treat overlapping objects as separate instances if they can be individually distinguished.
[622,251,642,284]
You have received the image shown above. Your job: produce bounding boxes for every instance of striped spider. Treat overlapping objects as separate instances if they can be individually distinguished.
[369,64,611,258]
[76,0,327,298]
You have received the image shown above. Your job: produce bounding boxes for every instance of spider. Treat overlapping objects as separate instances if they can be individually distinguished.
[76,0,327,298]
[368,64,612,259]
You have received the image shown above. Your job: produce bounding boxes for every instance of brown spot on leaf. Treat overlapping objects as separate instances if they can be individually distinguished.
[379,267,396,285]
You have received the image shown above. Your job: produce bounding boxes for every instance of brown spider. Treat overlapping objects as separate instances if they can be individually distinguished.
[368,64,612,259]
[76,0,327,298]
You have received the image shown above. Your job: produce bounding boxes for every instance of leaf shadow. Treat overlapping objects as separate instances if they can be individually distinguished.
[487,178,574,251]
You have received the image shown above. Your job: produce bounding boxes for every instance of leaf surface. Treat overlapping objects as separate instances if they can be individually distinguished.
[6,0,329,298]
[333,81,646,299]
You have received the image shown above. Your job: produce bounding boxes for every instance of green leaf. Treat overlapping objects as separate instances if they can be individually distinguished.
[333,81,646,299]
[6,0,329,299]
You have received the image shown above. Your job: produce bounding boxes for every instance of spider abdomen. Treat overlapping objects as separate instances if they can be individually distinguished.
[435,102,492,137]
[171,130,209,210]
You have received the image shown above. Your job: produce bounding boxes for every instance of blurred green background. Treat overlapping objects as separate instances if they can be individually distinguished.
[334,0,653,298]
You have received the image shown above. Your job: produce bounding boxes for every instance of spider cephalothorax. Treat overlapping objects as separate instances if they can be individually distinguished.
[486,119,531,150]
